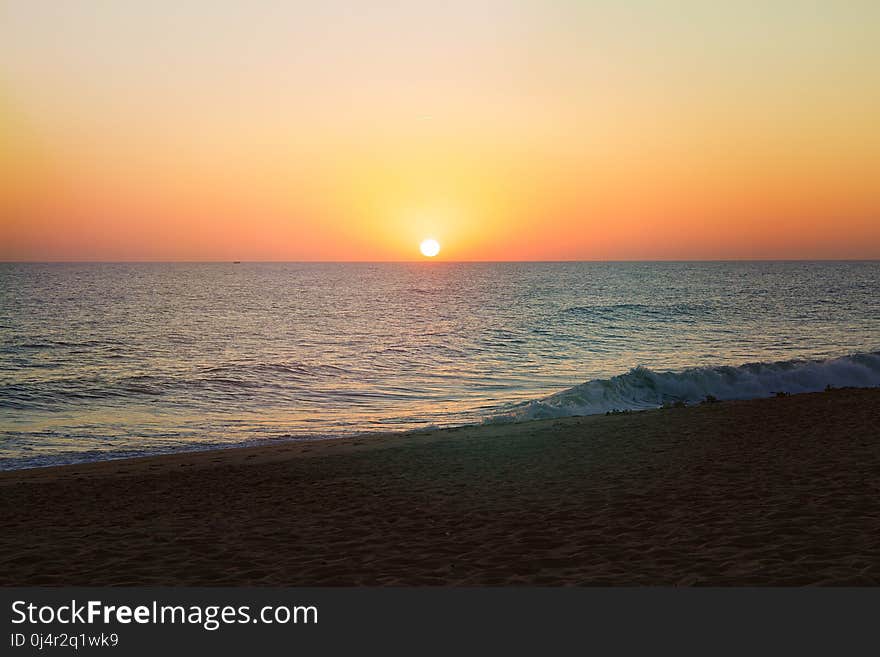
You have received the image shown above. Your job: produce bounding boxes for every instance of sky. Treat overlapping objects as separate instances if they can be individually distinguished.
[2,1,879,261]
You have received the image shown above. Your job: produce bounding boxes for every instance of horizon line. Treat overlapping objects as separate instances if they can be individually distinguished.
[2,258,880,264]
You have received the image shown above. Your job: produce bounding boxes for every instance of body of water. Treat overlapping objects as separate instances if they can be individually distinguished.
[2,261,878,469]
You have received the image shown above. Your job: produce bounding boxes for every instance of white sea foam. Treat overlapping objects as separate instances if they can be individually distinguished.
[490,352,880,422]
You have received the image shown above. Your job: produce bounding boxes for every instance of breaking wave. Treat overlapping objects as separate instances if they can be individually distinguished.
[491,352,880,422]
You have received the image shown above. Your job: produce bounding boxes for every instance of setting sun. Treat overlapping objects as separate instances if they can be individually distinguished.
[419,239,440,258]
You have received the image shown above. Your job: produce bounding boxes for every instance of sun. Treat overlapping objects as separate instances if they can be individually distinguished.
[419,238,440,257]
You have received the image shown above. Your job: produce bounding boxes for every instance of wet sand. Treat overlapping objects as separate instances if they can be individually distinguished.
[2,387,879,585]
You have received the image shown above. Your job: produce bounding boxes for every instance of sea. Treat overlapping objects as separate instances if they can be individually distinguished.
[2,261,879,469]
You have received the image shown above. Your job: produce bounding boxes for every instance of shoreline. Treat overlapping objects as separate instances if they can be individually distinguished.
[5,349,879,473]
[2,387,879,585]
[4,382,877,477]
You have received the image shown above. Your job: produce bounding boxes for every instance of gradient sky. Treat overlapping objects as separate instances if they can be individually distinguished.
[2,1,879,261]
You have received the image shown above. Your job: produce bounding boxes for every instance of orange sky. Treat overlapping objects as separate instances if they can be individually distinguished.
[2,2,879,261]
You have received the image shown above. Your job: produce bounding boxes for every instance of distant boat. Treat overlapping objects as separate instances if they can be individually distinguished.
[233,261,241,264]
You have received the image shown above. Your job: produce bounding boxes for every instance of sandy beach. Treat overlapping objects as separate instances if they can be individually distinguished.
[2,387,879,586]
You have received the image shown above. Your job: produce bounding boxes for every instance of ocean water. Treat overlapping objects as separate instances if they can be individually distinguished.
[1,261,878,469]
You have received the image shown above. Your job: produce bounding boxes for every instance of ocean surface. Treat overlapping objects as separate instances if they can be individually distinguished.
[2,261,879,469]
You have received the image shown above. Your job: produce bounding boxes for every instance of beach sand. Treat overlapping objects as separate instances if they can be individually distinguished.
[2,388,879,586]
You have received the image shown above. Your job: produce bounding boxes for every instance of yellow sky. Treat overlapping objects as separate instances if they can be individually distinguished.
[2,1,879,260]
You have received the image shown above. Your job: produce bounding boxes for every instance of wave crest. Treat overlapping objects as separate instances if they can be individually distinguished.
[490,352,880,422]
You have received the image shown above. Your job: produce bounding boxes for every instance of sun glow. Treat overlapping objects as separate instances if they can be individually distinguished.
[419,239,440,257]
